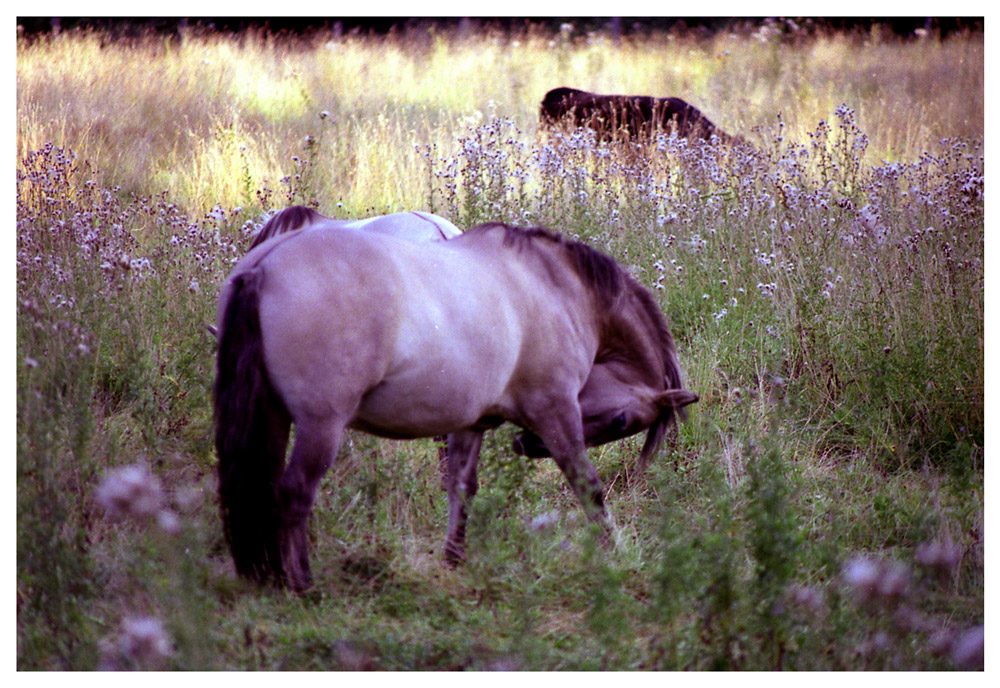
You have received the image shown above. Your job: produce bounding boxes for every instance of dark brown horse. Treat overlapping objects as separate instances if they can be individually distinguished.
[540,86,736,144]
[215,222,697,591]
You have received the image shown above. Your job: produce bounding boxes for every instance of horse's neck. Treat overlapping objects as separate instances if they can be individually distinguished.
[599,293,665,382]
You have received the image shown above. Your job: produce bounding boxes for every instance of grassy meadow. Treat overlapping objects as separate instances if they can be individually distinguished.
[16,21,984,670]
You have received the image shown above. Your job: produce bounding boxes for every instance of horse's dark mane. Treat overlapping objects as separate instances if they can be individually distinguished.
[469,222,680,383]
[469,223,625,302]
[631,283,683,388]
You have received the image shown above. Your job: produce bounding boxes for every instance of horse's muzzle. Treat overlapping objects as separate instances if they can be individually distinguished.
[511,432,552,458]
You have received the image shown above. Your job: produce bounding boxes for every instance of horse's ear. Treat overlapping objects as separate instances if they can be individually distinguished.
[655,389,699,410]
[636,389,699,474]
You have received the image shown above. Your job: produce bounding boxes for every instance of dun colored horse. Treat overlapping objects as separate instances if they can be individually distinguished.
[540,86,737,144]
[241,206,685,474]
[215,220,697,591]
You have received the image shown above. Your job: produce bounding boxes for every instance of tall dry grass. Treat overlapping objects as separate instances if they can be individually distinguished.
[17,23,983,215]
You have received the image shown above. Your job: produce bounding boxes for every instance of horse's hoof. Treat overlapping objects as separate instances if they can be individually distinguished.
[443,547,465,568]
[284,574,314,594]
[279,557,313,593]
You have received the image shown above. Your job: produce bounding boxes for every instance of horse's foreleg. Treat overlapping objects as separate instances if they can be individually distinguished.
[537,410,612,539]
[444,430,483,565]
[276,417,345,592]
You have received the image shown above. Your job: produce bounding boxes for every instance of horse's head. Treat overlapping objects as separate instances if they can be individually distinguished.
[512,360,698,461]
[488,223,698,469]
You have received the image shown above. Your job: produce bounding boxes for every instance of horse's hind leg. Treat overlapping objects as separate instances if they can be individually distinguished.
[276,416,346,592]
[444,430,484,565]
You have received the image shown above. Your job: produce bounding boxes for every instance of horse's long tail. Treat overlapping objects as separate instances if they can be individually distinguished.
[214,268,290,583]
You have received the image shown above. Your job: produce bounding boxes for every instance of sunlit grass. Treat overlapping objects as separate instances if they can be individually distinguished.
[17,25,983,217]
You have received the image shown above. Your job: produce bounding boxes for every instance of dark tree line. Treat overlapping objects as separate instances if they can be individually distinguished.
[16,16,982,41]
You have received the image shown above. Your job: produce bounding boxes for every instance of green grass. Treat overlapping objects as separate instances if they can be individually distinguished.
[16,22,983,670]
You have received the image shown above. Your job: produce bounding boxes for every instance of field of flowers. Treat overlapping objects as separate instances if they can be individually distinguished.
[16,20,983,670]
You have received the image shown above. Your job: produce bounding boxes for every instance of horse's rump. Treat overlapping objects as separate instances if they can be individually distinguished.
[249,206,461,251]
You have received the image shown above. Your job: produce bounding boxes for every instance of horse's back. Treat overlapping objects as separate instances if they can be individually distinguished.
[256,228,515,348]
[346,212,461,241]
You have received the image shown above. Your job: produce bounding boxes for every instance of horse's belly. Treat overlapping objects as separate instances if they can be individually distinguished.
[349,281,523,438]
[351,372,509,439]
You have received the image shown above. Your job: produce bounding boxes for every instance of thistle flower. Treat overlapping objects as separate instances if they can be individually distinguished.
[157,509,182,535]
[842,556,881,603]
[529,510,561,531]
[100,616,173,670]
[792,585,822,608]
[876,561,910,601]
[121,616,172,661]
[96,464,164,522]
[928,628,957,657]
[915,540,962,574]
[950,626,984,670]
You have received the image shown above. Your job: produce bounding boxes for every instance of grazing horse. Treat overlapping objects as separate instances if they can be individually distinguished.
[249,206,461,250]
[240,206,686,477]
[540,86,736,144]
[239,206,687,476]
[214,222,697,591]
